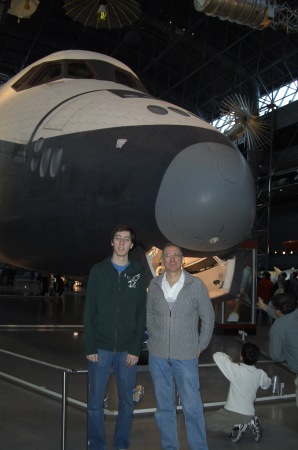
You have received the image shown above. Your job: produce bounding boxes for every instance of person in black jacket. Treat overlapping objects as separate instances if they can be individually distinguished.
[84,224,146,450]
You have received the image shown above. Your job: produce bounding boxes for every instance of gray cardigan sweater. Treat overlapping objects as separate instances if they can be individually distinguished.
[269,309,298,373]
[147,270,215,360]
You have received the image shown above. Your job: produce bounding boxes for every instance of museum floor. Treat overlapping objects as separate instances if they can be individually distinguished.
[0,285,297,450]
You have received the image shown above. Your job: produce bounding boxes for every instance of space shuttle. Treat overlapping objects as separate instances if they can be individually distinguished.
[0,50,256,276]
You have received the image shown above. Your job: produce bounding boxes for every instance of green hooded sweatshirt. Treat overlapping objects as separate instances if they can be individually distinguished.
[83,258,146,357]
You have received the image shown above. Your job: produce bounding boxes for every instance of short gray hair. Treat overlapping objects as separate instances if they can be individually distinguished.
[162,242,183,257]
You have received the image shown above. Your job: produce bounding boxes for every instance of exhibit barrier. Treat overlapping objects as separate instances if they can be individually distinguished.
[0,338,296,450]
[0,347,86,450]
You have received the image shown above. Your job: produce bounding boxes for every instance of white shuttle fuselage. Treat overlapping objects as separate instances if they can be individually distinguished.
[0,50,255,275]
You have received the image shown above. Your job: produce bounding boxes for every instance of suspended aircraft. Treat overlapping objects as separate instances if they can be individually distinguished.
[0,50,256,276]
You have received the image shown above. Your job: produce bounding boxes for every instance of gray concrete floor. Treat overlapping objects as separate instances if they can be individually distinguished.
[0,288,297,450]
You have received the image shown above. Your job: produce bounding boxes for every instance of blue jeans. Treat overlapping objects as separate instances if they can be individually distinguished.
[87,349,137,450]
[149,354,208,450]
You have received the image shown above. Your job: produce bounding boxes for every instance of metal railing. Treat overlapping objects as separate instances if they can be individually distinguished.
[1,340,296,449]
[0,348,87,450]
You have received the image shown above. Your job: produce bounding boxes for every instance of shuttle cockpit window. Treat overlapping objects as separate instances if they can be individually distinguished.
[12,63,62,91]
[115,70,135,88]
[12,61,95,92]
[67,63,95,79]
[12,58,148,94]
[33,64,62,85]
[114,68,147,93]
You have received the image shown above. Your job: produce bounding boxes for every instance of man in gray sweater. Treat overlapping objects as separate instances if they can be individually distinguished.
[270,294,298,407]
[258,293,298,407]
[147,242,215,450]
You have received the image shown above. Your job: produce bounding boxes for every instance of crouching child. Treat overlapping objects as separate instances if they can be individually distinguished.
[205,342,271,442]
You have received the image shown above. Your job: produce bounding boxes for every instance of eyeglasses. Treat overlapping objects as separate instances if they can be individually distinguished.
[163,253,182,259]
[114,236,131,243]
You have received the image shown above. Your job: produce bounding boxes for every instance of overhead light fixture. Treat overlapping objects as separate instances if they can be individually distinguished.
[97,1,107,22]
[64,0,141,30]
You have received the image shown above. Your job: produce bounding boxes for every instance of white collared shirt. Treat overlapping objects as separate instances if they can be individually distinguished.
[161,270,185,309]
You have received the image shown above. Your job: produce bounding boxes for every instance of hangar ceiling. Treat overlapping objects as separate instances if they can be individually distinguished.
[0,0,297,267]
[0,1,297,119]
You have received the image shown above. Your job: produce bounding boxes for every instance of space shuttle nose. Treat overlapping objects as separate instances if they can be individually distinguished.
[155,141,256,254]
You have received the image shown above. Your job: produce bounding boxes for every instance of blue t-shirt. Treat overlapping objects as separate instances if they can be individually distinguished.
[112,261,130,273]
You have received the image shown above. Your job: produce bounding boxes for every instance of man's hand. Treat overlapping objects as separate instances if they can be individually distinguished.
[86,354,98,363]
[257,297,267,311]
[126,354,139,367]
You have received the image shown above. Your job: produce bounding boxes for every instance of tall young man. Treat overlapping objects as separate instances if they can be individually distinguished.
[84,224,147,450]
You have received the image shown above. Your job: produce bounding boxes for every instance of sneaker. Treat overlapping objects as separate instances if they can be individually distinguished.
[248,416,262,442]
[230,423,247,442]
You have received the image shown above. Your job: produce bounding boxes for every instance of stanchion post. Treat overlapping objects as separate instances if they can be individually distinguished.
[61,371,67,450]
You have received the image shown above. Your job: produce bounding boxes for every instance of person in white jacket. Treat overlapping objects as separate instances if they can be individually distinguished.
[205,343,271,443]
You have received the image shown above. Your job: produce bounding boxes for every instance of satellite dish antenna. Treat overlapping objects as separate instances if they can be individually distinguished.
[220,94,271,151]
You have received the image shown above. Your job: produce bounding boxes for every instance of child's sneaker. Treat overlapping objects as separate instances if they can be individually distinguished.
[230,423,248,442]
[248,416,262,441]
